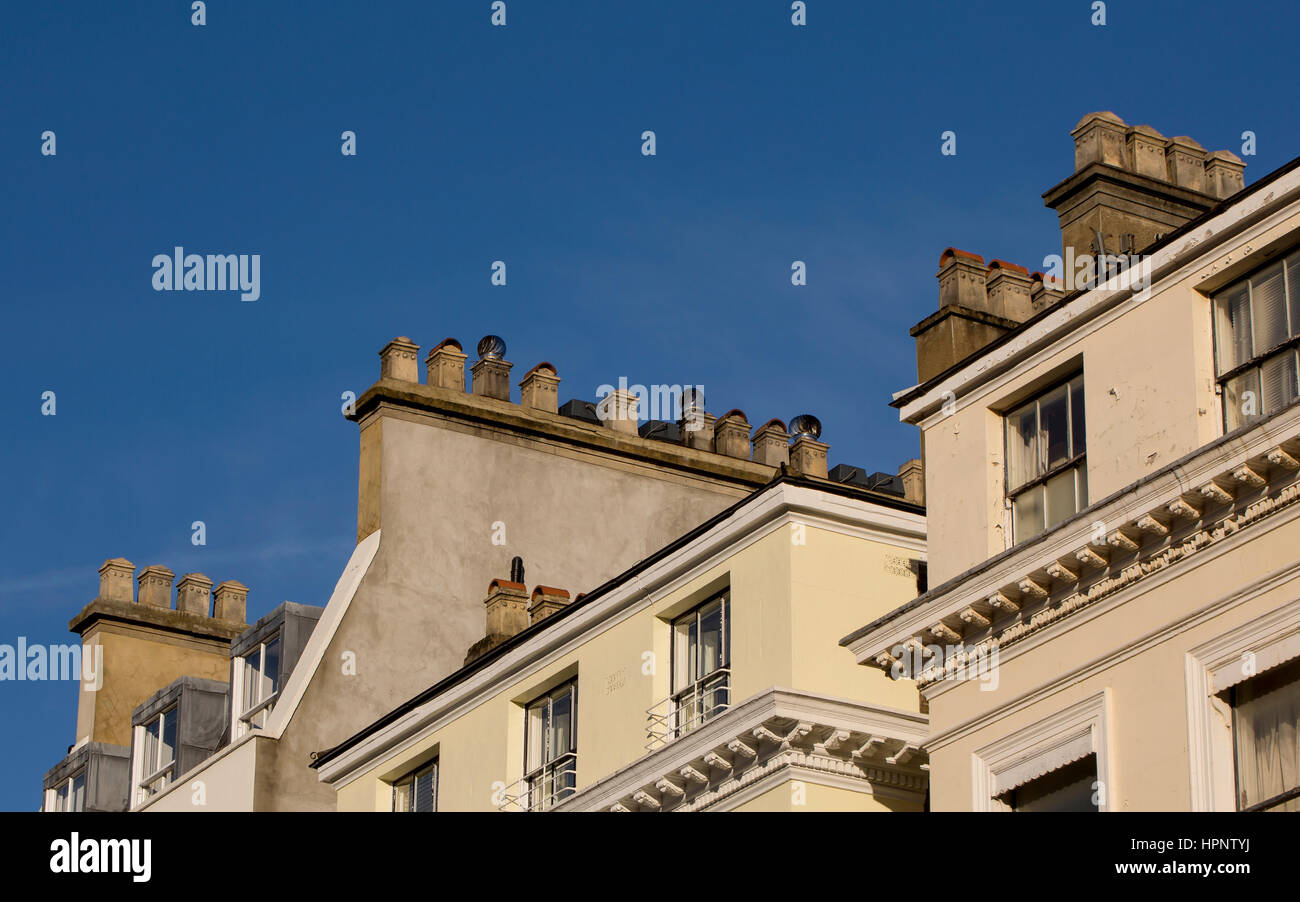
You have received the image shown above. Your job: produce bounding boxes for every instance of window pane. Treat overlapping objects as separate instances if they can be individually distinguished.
[1260,351,1300,418]
[414,765,436,813]
[1288,254,1300,340]
[1012,485,1045,543]
[71,772,85,812]
[1039,384,1071,471]
[525,702,544,771]
[1233,656,1300,810]
[242,651,260,712]
[144,717,160,773]
[1224,368,1262,431]
[1251,265,1289,354]
[264,637,281,696]
[1070,377,1086,456]
[1045,468,1079,529]
[392,778,412,812]
[549,689,572,762]
[672,617,692,692]
[1215,284,1252,375]
[160,710,177,767]
[698,600,724,678]
[54,783,68,812]
[1005,400,1039,491]
[1076,462,1088,509]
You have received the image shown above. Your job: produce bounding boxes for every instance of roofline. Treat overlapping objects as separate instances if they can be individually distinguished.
[891,151,1300,410]
[310,472,922,769]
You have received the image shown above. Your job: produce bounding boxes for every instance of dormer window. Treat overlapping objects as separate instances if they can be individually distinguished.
[137,707,177,802]
[1213,252,1300,431]
[1005,374,1088,544]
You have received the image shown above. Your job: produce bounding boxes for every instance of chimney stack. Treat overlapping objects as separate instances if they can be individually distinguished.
[898,459,924,505]
[519,363,561,414]
[598,388,640,435]
[464,578,530,665]
[380,336,420,383]
[911,249,1022,383]
[137,565,175,609]
[175,572,213,616]
[1044,112,1247,264]
[788,415,828,479]
[713,410,752,460]
[471,335,512,401]
[751,419,790,468]
[98,558,135,603]
[425,338,467,391]
[528,586,571,625]
[213,580,248,623]
[985,260,1034,322]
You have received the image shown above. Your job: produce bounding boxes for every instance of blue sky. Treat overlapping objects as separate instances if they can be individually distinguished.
[2,1,1296,810]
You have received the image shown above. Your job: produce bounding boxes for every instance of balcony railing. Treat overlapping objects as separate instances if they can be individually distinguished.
[496,754,578,811]
[645,670,731,751]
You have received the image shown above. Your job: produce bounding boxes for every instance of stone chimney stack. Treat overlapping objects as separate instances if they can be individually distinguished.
[787,415,828,479]
[425,338,467,391]
[714,410,752,460]
[213,580,248,623]
[598,388,640,435]
[519,363,561,414]
[898,459,924,506]
[911,249,1022,383]
[527,586,571,626]
[175,572,213,616]
[380,336,420,383]
[471,335,512,401]
[751,419,790,468]
[137,565,175,609]
[1044,112,1247,263]
[98,558,135,603]
[464,578,530,665]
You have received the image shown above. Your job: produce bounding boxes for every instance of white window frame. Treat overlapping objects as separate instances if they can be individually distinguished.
[133,706,178,805]
[522,680,578,811]
[670,593,731,737]
[971,690,1112,811]
[233,633,281,739]
[1185,597,1300,811]
[1002,373,1088,545]
[44,769,86,812]
[391,758,439,812]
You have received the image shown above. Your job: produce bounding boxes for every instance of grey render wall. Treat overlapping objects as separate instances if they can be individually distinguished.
[132,676,230,788]
[260,408,760,809]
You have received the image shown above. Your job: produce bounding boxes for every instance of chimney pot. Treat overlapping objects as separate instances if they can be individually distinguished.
[471,338,513,401]
[519,362,561,414]
[213,580,249,623]
[137,565,176,609]
[527,586,571,625]
[598,388,640,434]
[1204,150,1246,200]
[175,572,214,616]
[898,459,925,505]
[713,410,752,460]
[98,558,135,603]
[425,338,468,391]
[985,261,1035,322]
[1071,111,1128,171]
[789,435,829,479]
[1164,136,1207,193]
[751,419,790,468]
[380,336,421,383]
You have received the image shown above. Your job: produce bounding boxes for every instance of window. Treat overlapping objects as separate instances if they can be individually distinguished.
[523,681,577,811]
[1005,374,1087,543]
[671,593,730,736]
[1229,655,1300,811]
[1214,252,1300,431]
[51,770,86,812]
[239,634,281,733]
[1003,755,1099,812]
[139,707,177,800]
[392,759,438,813]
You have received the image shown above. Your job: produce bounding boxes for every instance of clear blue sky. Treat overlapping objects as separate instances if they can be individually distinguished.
[2,1,1296,810]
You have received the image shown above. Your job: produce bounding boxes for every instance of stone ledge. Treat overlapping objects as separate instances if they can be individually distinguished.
[69,597,248,642]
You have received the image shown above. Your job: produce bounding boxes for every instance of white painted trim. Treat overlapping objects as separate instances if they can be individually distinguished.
[316,485,924,785]
[971,690,1111,812]
[899,167,1300,425]
[1185,596,1300,811]
[264,530,381,738]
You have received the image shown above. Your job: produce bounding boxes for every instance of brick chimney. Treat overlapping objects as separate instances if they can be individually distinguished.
[911,249,1021,383]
